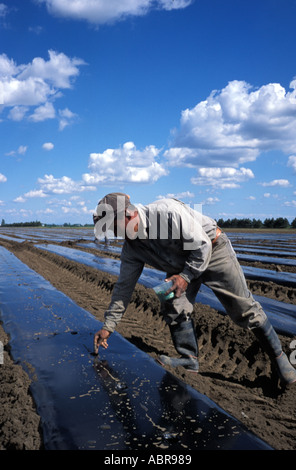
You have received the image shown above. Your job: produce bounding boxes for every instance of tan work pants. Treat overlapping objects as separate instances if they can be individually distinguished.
[161,232,267,329]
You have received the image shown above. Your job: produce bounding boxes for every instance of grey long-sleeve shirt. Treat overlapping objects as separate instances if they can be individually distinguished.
[103,198,218,332]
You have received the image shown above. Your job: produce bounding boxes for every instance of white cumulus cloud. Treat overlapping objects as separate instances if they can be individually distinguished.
[8,106,29,121]
[203,197,220,205]
[260,179,291,187]
[0,50,85,127]
[16,50,82,89]
[13,196,26,203]
[42,142,54,151]
[38,174,96,194]
[83,141,167,185]
[284,200,296,207]
[15,142,167,206]
[24,189,48,198]
[58,107,77,130]
[37,0,193,25]
[191,167,254,189]
[29,101,56,122]
[157,190,195,200]
[165,79,296,168]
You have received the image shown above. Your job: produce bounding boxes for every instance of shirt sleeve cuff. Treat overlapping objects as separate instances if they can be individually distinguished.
[103,320,116,333]
[179,271,195,284]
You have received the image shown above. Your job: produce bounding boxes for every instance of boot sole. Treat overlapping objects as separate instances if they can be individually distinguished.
[156,357,199,373]
[280,376,296,386]
[276,353,296,385]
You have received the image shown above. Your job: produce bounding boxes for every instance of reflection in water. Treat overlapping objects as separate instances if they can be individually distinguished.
[93,358,271,450]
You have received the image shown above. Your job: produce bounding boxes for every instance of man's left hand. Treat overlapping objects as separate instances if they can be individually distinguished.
[166,274,188,298]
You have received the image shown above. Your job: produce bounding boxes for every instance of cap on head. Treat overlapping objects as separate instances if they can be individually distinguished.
[93,192,131,238]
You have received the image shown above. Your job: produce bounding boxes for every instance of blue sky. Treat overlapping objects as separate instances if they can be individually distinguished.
[1,0,296,225]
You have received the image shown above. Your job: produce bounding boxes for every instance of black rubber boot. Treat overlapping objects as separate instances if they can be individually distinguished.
[158,320,199,372]
[252,318,296,385]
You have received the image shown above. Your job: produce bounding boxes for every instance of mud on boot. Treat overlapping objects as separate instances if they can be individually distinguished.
[252,318,296,385]
[275,352,296,385]
[157,354,199,372]
[157,319,199,373]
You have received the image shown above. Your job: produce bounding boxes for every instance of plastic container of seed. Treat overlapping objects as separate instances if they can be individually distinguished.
[153,280,174,302]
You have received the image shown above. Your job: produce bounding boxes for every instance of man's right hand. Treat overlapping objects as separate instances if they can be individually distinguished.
[94,329,111,355]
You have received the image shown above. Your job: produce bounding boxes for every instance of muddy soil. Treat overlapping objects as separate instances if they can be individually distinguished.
[0,236,296,450]
[0,320,42,450]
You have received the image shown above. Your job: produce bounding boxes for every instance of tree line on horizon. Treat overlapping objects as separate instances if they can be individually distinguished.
[1,217,296,229]
[217,217,296,229]
[1,219,42,227]
[0,219,92,228]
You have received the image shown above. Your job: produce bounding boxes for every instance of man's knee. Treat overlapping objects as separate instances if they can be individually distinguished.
[235,304,267,330]
[160,296,194,326]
